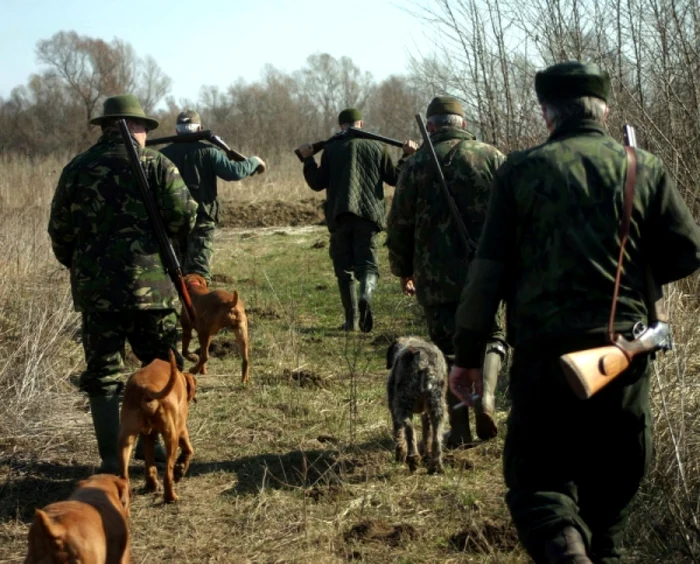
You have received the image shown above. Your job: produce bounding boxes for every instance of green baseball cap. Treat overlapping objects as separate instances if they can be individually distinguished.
[176,110,201,125]
[535,61,610,103]
[426,96,465,118]
[90,94,159,130]
[338,108,362,125]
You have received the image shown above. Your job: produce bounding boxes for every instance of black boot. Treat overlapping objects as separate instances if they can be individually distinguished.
[88,395,121,474]
[544,526,592,563]
[444,388,473,449]
[358,272,378,333]
[475,341,506,440]
[337,279,359,331]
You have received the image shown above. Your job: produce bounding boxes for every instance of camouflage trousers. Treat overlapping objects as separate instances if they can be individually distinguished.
[504,334,651,564]
[183,217,216,283]
[80,309,183,397]
[329,214,380,282]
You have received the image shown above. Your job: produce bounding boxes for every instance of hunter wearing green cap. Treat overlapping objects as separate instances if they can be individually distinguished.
[295,109,417,333]
[49,94,198,473]
[387,94,507,448]
[449,61,700,562]
[161,109,266,283]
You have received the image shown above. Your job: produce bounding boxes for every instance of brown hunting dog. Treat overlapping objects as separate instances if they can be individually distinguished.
[24,473,131,564]
[181,273,250,383]
[118,350,196,503]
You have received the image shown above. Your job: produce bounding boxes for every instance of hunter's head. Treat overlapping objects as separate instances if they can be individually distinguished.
[90,94,158,148]
[338,108,363,131]
[536,61,610,132]
[176,110,203,135]
[426,96,466,133]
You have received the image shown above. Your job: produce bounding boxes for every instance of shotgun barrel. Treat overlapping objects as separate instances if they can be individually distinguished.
[294,128,404,162]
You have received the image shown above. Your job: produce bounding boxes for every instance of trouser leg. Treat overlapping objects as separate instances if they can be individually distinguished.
[185,217,216,283]
[352,217,380,333]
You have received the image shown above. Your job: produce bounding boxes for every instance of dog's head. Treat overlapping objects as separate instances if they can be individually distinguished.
[386,340,403,369]
[184,372,198,403]
[184,273,209,290]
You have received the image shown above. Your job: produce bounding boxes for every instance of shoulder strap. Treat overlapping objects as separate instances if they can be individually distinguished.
[607,147,637,342]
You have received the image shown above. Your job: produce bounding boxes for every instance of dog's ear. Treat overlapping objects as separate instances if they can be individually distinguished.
[386,341,400,369]
[184,372,197,403]
[114,476,131,514]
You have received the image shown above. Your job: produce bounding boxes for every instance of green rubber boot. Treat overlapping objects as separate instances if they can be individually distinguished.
[474,341,506,441]
[337,279,359,331]
[88,395,121,475]
[358,272,378,333]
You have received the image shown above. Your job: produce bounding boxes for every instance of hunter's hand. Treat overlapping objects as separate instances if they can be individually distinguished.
[251,156,267,174]
[402,140,418,156]
[449,366,483,407]
[400,276,416,296]
[296,144,314,159]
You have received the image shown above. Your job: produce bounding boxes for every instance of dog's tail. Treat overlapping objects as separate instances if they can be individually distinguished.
[34,509,66,552]
[141,350,179,414]
[226,290,240,324]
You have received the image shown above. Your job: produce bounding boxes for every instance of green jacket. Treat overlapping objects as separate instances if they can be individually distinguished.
[48,131,198,312]
[386,126,505,306]
[160,141,259,223]
[453,119,700,367]
[303,136,403,231]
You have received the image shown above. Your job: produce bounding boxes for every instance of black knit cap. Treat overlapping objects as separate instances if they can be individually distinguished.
[535,61,610,103]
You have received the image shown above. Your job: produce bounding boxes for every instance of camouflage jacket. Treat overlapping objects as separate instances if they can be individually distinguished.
[160,141,259,224]
[303,136,404,232]
[386,127,505,306]
[453,119,700,366]
[48,130,198,312]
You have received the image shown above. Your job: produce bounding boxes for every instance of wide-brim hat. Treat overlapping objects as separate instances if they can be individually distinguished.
[90,94,159,130]
[535,61,610,104]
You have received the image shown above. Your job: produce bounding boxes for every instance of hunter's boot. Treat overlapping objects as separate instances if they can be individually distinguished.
[337,279,359,331]
[358,272,378,333]
[544,526,593,564]
[444,388,473,449]
[88,395,121,475]
[474,341,506,440]
[135,434,168,466]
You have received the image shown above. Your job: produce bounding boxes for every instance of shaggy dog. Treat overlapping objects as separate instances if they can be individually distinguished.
[386,336,448,474]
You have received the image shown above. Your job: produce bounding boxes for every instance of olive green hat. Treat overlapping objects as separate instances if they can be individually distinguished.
[176,109,201,125]
[338,108,362,125]
[535,61,610,103]
[90,94,159,130]
[426,95,465,118]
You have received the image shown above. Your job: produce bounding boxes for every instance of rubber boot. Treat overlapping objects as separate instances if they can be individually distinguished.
[544,526,593,563]
[358,272,378,333]
[474,341,506,441]
[135,434,168,466]
[88,395,121,475]
[444,388,473,449]
[337,279,359,331]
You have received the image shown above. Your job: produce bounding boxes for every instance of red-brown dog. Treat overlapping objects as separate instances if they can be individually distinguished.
[181,273,250,384]
[118,350,196,503]
[25,473,131,564]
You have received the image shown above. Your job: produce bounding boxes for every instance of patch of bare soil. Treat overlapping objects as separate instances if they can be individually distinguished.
[218,198,325,228]
[370,331,400,347]
[207,340,238,358]
[246,306,282,320]
[305,483,346,503]
[282,368,327,389]
[210,273,234,285]
[449,518,519,553]
[344,519,418,547]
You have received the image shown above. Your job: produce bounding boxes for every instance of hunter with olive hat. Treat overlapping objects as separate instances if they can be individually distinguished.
[449,61,700,562]
[387,94,507,447]
[296,108,417,332]
[49,94,198,473]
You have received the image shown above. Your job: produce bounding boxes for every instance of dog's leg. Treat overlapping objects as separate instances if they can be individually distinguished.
[117,418,140,482]
[404,417,420,473]
[392,412,407,465]
[419,412,430,459]
[234,321,250,384]
[143,433,160,493]
[162,416,180,503]
[192,332,212,375]
[181,316,197,363]
[174,426,194,483]
[427,399,446,475]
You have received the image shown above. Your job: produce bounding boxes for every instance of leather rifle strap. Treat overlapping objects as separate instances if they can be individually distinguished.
[607,147,637,342]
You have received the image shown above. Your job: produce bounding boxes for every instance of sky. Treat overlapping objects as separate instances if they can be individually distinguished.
[0,0,435,104]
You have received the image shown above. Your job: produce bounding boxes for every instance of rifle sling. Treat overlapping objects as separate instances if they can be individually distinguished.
[607,147,637,343]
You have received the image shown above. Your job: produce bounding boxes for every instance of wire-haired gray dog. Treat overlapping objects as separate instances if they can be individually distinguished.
[386,336,448,474]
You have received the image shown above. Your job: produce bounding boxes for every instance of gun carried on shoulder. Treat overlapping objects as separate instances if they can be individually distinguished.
[294,127,404,161]
[147,130,264,174]
[559,124,672,399]
[118,119,197,322]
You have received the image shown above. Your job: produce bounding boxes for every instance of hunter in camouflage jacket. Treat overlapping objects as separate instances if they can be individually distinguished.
[386,126,506,307]
[48,129,198,313]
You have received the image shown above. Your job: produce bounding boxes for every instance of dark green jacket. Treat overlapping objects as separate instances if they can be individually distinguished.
[303,136,404,231]
[160,141,259,223]
[386,127,505,306]
[453,119,700,366]
[48,131,198,312]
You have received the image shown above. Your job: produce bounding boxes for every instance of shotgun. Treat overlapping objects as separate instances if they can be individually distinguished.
[147,130,264,174]
[118,119,197,322]
[559,124,672,399]
[294,127,404,162]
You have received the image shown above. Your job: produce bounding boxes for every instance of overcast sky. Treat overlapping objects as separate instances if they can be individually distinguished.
[1,0,435,103]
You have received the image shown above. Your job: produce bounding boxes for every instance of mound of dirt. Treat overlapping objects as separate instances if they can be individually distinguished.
[246,306,282,320]
[282,368,327,389]
[207,340,238,358]
[210,273,234,284]
[218,198,325,228]
[344,520,418,547]
[449,518,519,553]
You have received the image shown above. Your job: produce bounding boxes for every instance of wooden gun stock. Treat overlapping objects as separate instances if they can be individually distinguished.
[560,340,634,400]
[294,141,325,162]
